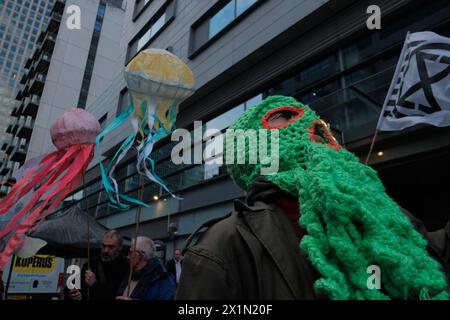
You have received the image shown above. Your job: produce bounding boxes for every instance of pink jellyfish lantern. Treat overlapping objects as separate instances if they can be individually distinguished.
[0,108,100,269]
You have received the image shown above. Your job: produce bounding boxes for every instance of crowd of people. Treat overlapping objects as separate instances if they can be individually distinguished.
[66,230,183,300]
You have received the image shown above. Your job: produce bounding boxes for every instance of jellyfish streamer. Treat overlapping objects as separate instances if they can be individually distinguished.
[0,108,100,269]
[96,49,195,210]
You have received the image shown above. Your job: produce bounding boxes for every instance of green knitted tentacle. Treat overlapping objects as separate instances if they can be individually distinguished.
[225,95,449,300]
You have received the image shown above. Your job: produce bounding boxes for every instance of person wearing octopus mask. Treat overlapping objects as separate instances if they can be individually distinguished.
[176,95,450,300]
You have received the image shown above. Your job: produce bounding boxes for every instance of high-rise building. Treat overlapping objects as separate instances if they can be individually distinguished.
[0,0,125,196]
[0,0,55,158]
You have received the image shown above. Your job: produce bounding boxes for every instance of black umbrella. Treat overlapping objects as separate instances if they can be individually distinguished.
[29,206,108,258]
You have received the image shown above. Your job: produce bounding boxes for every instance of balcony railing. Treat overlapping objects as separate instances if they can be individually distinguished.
[48,5,63,32]
[41,32,57,53]
[36,53,51,73]
[5,137,19,155]
[7,119,19,136]
[11,140,28,163]
[30,73,46,95]
[0,155,7,166]
[51,0,65,15]
[17,116,34,139]
[23,95,40,118]
[10,107,19,118]
[5,142,14,155]
[0,161,13,176]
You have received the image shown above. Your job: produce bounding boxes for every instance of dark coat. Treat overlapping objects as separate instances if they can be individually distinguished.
[117,257,176,300]
[165,259,183,283]
[176,177,450,300]
[79,255,129,300]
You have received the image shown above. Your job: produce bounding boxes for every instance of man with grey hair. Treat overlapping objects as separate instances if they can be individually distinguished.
[68,229,129,300]
[116,236,176,300]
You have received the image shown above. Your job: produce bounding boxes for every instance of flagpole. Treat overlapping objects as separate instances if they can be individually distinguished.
[125,178,145,298]
[82,171,90,301]
[365,31,411,165]
[365,130,379,164]
[4,255,15,300]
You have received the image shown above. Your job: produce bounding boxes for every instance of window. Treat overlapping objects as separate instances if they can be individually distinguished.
[117,88,129,116]
[209,1,234,38]
[236,0,257,15]
[341,36,375,69]
[269,55,339,97]
[99,113,108,130]
[300,81,341,105]
[127,0,175,63]
[206,104,244,134]
[98,4,106,17]
[190,0,261,57]
[77,0,107,108]
[133,0,153,20]
[203,93,262,180]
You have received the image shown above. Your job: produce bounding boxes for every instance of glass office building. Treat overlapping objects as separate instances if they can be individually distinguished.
[0,0,55,153]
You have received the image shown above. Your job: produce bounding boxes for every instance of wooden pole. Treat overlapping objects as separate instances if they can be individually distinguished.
[82,171,90,301]
[365,130,379,165]
[125,178,145,298]
[4,255,15,300]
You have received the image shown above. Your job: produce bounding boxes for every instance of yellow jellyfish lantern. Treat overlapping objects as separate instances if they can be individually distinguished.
[96,49,195,209]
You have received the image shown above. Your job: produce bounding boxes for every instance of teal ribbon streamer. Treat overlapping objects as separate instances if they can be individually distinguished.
[96,104,148,210]
[96,99,181,211]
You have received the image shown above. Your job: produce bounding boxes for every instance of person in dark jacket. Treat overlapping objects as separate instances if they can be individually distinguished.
[165,249,183,286]
[116,236,175,300]
[176,96,450,300]
[67,229,129,300]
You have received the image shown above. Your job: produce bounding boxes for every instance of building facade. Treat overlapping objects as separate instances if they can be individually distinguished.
[0,0,55,180]
[0,0,125,196]
[5,0,450,257]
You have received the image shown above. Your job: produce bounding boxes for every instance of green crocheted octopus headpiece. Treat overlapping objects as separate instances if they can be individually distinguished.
[225,95,448,300]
